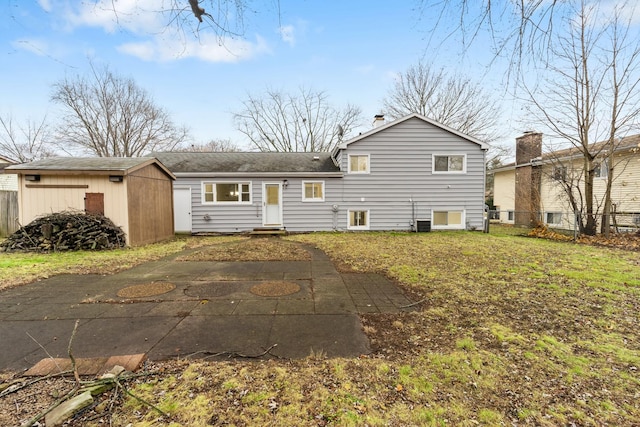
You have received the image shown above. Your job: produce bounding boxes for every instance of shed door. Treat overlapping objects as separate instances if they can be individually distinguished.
[85,193,104,215]
[173,187,192,233]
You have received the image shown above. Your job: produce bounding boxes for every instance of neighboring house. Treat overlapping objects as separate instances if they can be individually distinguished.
[492,132,640,230]
[0,155,18,191]
[0,155,19,236]
[4,157,176,246]
[155,113,489,234]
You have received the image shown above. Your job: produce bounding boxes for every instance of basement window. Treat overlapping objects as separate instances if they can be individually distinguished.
[432,210,465,229]
[545,212,563,225]
[348,210,369,230]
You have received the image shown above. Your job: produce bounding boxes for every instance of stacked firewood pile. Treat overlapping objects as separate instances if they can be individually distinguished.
[0,212,126,252]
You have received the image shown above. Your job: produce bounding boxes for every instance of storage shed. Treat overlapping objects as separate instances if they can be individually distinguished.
[5,157,176,246]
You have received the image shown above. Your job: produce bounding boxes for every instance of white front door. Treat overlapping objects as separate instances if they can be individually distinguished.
[173,187,192,232]
[263,183,282,227]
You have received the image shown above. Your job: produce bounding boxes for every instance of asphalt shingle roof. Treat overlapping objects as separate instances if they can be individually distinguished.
[5,157,158,172]
[153,152,340,174]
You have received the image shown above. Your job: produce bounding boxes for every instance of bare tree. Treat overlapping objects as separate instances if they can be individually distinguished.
[51,64,189,157]
[174,138,244,152]
[423,1,584,74]
[383,62,502,143]
[233,87,362,152]
[79,0,261,41]
[524,1,640,235]
[0,114,56,162]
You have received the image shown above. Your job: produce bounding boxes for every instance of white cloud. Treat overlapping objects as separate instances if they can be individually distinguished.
[278,25,296,46]
[38,0,52,13]
[65,0,166,34]
[118,34,271,63]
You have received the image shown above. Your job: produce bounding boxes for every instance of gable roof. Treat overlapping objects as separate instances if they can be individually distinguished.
[153,152,342,177]
[4,157,175,179]
[540,134,640,162]
[0,154,15,164]
[335,113,490,152]
[490,133,640,174]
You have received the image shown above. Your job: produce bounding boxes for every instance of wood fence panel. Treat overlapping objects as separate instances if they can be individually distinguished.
[0,190,19,237]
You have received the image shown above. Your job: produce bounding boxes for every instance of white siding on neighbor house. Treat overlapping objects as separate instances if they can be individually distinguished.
[337,117,486,230]
[493,169,516,223]
[0,173,18,191]
[539,149,640,230]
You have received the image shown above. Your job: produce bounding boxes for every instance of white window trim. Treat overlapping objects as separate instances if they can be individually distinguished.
[594,160,609,179]
[347,209,370,230]
[347,154,370,174]
[431,154,467,174]
[201,181,252,205]
[301,180,325,202]
[431,209,466,230]
[545,211,563,225]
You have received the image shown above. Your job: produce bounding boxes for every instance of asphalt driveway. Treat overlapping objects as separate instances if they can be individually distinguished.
[0,242,414,372]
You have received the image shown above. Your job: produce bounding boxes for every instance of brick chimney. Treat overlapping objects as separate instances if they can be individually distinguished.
[515,131,542,165]
[372,114,385,128]
[514,131,542,227]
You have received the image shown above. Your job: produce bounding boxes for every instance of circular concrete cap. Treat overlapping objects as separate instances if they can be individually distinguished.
[250,281,301,297]
[117,282,176,298]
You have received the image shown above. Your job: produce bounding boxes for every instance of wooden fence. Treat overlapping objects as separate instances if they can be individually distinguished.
[0,190,18,237]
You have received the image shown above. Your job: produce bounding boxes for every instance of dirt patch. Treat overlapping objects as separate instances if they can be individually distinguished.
[177,238,311,262]
[250,281,301,297]
[116,282,176,298]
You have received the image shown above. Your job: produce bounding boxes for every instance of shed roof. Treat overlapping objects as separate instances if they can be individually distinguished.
[4,157,175,179]
[153,152,341,176]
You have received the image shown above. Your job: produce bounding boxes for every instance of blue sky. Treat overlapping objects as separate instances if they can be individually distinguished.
[2,1,626,153]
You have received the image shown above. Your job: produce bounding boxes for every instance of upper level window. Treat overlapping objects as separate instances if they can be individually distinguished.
[594,161,608,178]
[203,182,251,204]
[302,181,324,202]
[433,154,465,173]
[348,155,369,174]
[552,166,567,181]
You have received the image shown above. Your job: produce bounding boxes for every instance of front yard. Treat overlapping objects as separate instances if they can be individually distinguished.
[1,227,639,426]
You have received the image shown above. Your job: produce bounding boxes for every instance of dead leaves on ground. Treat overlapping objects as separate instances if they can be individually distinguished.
[177,237,311,262]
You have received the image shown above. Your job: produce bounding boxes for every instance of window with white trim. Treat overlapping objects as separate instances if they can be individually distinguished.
[202,182,251,204]
[552,166,567,181]
[348,155,369,173]
[432,154,466,173]
[594,161,608,178]
[545,212,562,225]
[348,210,369,230]
[507,211,514,221]
[432,210,465,229]
[302,181,325,202]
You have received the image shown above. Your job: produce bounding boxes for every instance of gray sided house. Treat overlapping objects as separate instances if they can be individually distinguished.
[155,113,489,233]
